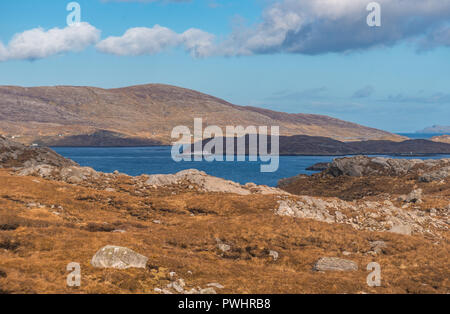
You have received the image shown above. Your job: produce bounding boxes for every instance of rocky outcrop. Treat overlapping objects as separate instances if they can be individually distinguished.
[274,197,448,236]
[0,136,77,169]
[91,246,148,269]
[145,169,288,195]
[326,156,450,180]
[306,162,330,171]
[17,164,100,184]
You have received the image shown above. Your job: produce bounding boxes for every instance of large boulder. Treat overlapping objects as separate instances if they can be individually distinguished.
[91,245,148,269]
[313,257,358,272]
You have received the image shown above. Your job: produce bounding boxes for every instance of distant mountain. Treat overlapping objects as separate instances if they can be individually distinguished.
[416,125,450,134]
[191,134,450,156]
[0,84,404,146]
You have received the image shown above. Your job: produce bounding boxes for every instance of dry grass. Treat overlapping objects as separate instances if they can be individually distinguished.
[0,169,448,294]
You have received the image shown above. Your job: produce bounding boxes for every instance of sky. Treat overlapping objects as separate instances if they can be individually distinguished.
[0,0,449,133]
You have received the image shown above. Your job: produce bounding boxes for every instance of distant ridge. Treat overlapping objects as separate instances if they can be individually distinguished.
[416,125,450,134]
[191,134,450,156]
[0,84,405,146]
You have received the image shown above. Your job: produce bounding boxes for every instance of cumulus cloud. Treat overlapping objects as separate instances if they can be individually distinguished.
[0,22,100,62]
[96,25,215,57]
[211,0,450,56]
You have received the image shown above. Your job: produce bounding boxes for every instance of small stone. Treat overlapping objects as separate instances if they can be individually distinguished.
[370,240,387,254]
[167,280,185,293]
[269,250,279,261]
[405,189,422,203]
[207,283,224,289]
[200,288,217,294]
[217,243,231,252]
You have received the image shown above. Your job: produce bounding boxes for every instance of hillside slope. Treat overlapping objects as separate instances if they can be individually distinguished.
[0,84,403,145]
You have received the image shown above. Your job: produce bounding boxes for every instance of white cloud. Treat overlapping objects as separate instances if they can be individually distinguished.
[0,22,100,62]
[97,25,215,57]
[212,0,450,56]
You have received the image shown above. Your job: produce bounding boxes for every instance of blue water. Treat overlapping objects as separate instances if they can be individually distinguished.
[397,133,450,139]
[52,146,450,187]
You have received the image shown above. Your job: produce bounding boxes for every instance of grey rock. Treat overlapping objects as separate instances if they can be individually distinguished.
[91,245,148,269]
[269,250,279,261]
[419,167,450,182]
[389,224,412,235]
[217,243,231,252]
[207,283,224,289]
[405,189,422,203]
[313,257,358,272]
[370,240,387,254]
[199,287,217,294]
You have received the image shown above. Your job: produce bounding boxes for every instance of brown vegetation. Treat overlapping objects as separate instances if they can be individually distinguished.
[0,169,448,294]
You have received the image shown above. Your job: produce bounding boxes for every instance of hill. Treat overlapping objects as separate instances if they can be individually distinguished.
[190,135,450,156]
[0,84,404,145]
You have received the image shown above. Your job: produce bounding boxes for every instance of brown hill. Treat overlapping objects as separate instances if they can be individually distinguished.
[0,84,404,145]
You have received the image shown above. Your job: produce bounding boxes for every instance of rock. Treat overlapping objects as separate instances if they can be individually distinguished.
[389,224,412,236]
[269,250,279,261]
[207,283,224,289]
[167,280,185,293]
[91,245,148,269]
[145,169,286,195]
[199,288,217,294]
[325,156,450,178]
[419,167,450,182]
[217,243,231,253]
[313,257,358,272]
[0,136,77,169]
[306,162,330,171]
[370,241,387,254]
[405,189,422,203]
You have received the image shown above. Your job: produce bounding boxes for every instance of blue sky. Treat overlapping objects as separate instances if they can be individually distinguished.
[0,0,449,133]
